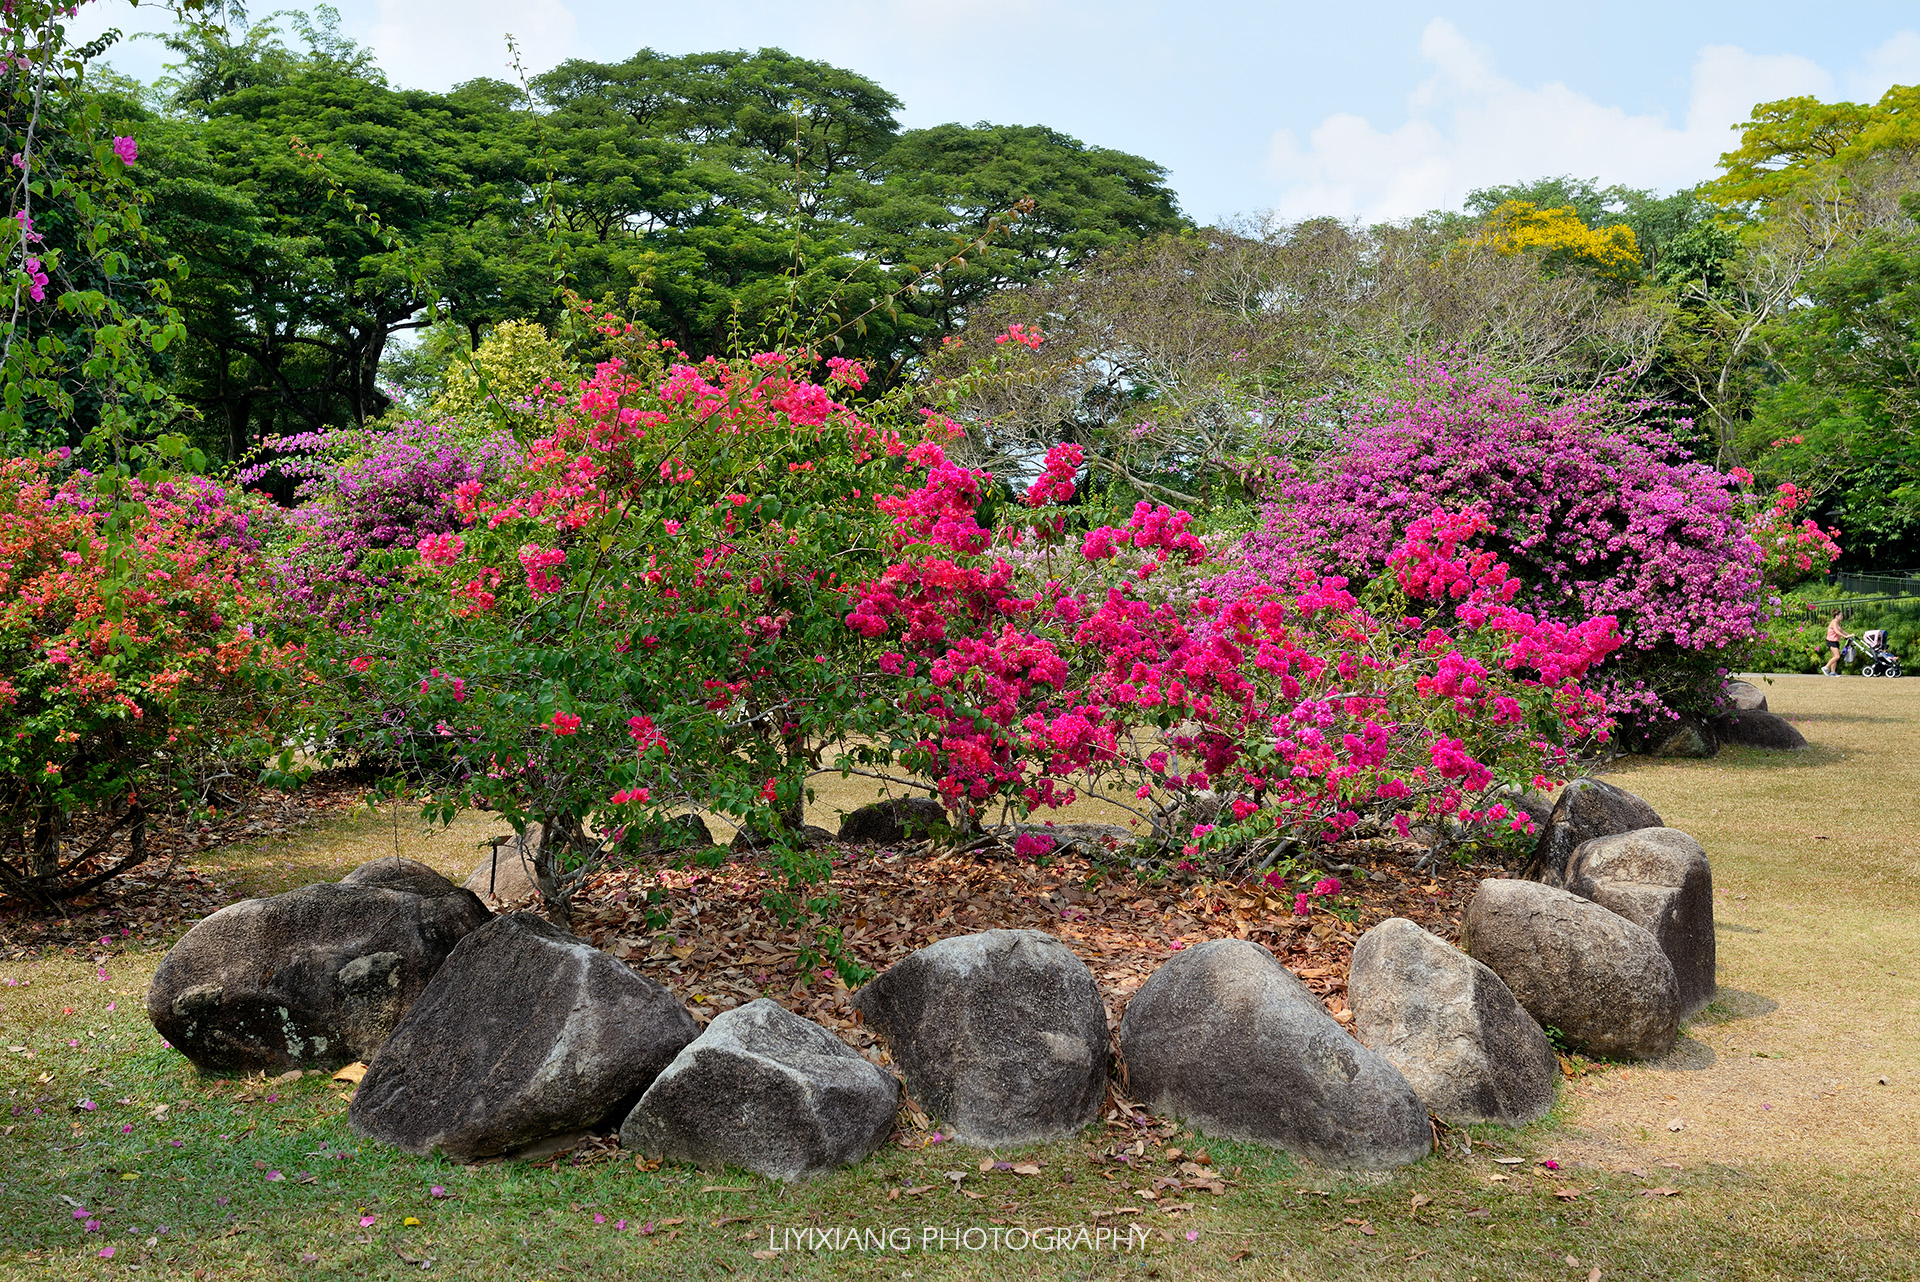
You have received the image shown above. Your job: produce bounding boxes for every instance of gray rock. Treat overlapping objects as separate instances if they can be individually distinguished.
[1524,778,1664,887]
[341,857,461,899]
[730,824,836,853]
[836,797,950,845]
[349,912,698,1160]
[146,883,490,1073]
[1463,879,1679,1060]
[1715,709,1808,751]
[620,999,899,1180]
[1564,828,1716,1018]
[1118,939,1431,1169]
[852,929,1107,1147]
[1725,679,1768,712]
[1651,718,1718,759]
[633,813,714,851]
[465,831,546,905]
[1348,919,1558,1127]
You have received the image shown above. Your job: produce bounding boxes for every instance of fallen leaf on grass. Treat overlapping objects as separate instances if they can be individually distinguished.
[897,1186,933,1197]
[331,1064,367,1085]
[699,1185,752,1194]
[1639,1187,1680,1198]
[1553,1189,1581,1201]
[751,1250,780,1260]
[1410,1194,1432,1210]
[1666,1119,1685,1132]
[1492,1156,1524,1165]
[1011,1163,1041,1176]
[1488,1174,1509,1183]
[1589,1270,1603,1282]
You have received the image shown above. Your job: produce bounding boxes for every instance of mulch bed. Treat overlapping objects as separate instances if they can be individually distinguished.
[570,840,1495,1065]
[0,772,367,959]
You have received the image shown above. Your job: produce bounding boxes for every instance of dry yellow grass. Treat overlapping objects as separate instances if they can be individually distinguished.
[1557,674,1920,1207]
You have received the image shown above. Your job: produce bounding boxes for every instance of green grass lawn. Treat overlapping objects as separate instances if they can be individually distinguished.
[5,675,1919,1280]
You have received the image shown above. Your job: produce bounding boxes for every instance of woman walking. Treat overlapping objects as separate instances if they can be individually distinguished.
[1822,611,1852,676]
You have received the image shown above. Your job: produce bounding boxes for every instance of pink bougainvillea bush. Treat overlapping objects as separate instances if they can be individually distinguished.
[1733,473,1842,590]
[841,437,1622,872]
[1228,363,1768,734]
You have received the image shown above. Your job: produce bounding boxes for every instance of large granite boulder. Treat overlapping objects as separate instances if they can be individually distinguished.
[341,857,461,899]
[464,832,545,905]
[349,912,699,1160]
[620,999,899,1180]
[1724,679,1768,712]
[1651,717,1718,759]
[836,797,949,845]
[645,813,715,850]
[1348,918,1558,1127]
[1714,709,1808,751]
[1524,779,1664,887]
[852,929,1106,1147]
[730,824,836,854]
[1564,828,1716,1018]
[1463,880,1679,1060]
[147,883,490,1073]
[1118,939,1431,1169]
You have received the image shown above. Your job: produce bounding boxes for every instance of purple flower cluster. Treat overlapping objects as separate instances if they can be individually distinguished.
[1227,362,1767,723]
[242,420,518,628]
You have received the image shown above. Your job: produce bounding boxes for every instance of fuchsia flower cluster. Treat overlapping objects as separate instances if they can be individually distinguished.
[843,437,1621,858]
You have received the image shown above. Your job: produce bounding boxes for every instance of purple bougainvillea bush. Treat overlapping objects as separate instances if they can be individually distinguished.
[1231,363,1768,734]
[240,420,520,629]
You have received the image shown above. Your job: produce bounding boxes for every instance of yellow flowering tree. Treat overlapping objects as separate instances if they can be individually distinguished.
[1471,201,1642,282]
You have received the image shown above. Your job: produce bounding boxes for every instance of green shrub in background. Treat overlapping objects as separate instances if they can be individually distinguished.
[428,320,579,428]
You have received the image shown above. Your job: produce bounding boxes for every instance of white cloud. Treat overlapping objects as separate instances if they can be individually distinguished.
[1265,18,1835,221]
[364,0,578,91]
[1846,29,1920,102]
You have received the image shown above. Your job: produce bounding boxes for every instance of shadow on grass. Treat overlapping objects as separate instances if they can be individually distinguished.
[1775,711,1906,725]
[1690,988,1779,1025]
[1617,744,1848,774]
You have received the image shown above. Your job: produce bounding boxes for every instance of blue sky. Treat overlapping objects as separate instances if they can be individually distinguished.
[77,1,1920,223]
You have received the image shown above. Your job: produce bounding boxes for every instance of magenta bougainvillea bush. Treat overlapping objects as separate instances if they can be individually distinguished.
[1229,364,1769,730]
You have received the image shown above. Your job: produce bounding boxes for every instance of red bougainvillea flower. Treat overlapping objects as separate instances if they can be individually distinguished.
[549,711,582,736]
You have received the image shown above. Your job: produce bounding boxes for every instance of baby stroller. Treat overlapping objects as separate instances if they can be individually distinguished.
[1857,629,1904,678]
